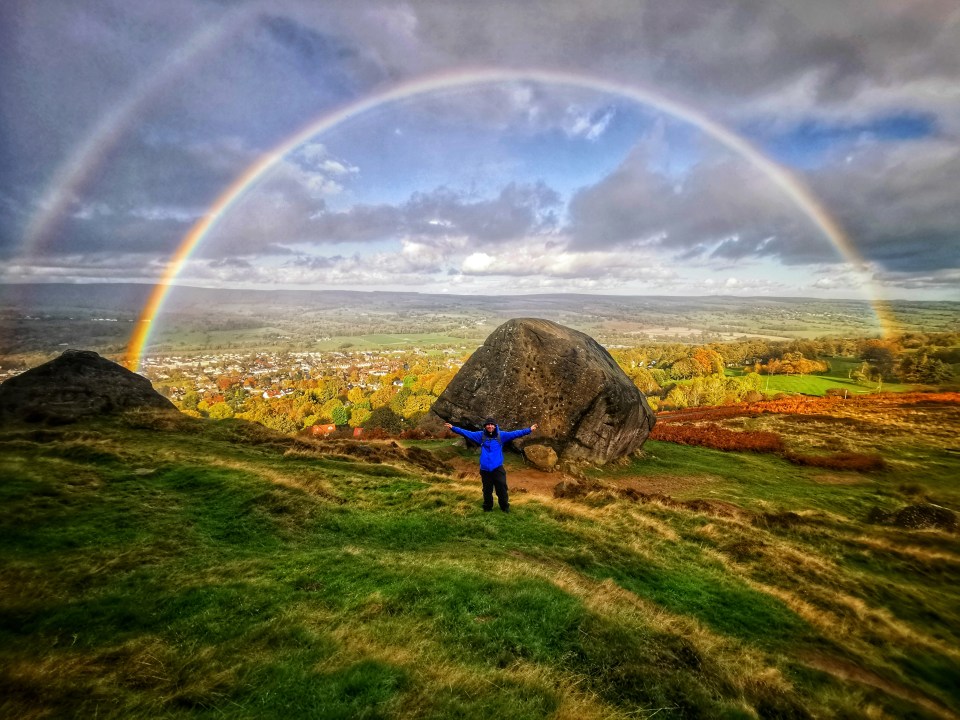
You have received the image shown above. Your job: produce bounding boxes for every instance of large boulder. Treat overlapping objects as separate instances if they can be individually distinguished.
[430,318,655,466]
[0,349,177,424]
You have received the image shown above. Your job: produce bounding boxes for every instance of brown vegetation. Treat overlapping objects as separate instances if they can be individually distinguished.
[651,392,960,467]
[649,422,785,453]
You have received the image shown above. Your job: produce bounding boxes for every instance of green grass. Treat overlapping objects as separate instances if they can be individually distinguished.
[1,413,958,718]
[725,359,917,395]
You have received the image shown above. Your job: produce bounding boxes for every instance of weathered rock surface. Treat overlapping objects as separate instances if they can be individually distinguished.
[524,444,559,471]
[430,318,655,466]
[0,349,177,424]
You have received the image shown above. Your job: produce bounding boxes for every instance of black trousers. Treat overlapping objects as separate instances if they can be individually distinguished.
[480,466,509,512]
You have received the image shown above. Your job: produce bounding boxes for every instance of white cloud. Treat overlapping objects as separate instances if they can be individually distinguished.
[129,206,199,222]
[566,106,616,141]
[462,252,495,272]
[73,202,114,220]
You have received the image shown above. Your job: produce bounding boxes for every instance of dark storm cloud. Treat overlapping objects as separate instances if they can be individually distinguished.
[208,258,253,269]
[404,182,560,241]
[409,0,960,118]
[806,137,960,273]
[566,139,828,263]
[0,1,388,262]
[301,182,560,246]
[566,121,960,274]
[44,213,191,257]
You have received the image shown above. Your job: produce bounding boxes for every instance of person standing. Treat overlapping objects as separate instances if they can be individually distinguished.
[444,416,539,513]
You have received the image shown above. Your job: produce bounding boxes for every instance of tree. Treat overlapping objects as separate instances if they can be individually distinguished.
[319,398,344,422]
[207,401,234,420]
[900,353,953,384]
[627,366,661,395]
[431,370,455,396]
[369,385,396,409]
[402,393,434,420]
[364,407,403,434]
[861,340,898,380]
[331,404,350,426]
[851,361,871,385]
[663,385,689,409]
[692,347,725,376]
[650,368,670,387]
[390,387,412,415]
[669,357,699,380]
[349,406,372,428]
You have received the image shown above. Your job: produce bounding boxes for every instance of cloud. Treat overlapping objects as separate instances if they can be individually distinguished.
[299,181,561,246]
[871,268,960,293]
[805,137,960,273]
[566,136,826,263]
[2,1,958,298]
[566,106,616,141]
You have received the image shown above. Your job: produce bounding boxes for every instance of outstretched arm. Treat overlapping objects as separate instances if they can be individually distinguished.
[500,423,539,442]
[445,423,482,443]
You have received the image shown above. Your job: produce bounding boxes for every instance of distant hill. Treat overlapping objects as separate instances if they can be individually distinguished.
[1,282,958,358]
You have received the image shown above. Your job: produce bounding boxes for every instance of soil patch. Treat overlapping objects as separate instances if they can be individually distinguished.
[449,458,724,501]
[449,458,564,498]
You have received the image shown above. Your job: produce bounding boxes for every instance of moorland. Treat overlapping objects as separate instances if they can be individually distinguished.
[1,390,959,718]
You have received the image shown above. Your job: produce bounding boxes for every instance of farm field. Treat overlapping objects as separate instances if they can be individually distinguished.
[725,358,918,396]
[1,393,958,719]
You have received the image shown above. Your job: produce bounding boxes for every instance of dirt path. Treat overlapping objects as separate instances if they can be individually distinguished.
[447,458,724,501]
[448,458,562,498]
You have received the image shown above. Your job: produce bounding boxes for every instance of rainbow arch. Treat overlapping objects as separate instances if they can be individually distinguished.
[125,67,894,370]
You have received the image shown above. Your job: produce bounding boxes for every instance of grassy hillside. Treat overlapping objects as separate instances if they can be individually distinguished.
[1,411,959,719]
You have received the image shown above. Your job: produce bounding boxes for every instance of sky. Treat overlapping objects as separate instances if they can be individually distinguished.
[1,0,959,301]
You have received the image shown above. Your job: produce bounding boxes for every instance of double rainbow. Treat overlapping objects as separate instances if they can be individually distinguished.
[124,67,893,370]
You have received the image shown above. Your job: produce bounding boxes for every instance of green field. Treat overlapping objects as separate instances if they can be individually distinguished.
[1,413,958,718]
[725,357,917,396]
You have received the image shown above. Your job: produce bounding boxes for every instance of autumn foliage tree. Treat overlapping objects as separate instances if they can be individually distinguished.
[756,352,829,376]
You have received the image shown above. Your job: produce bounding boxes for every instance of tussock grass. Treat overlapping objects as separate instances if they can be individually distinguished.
[1,412,959,718]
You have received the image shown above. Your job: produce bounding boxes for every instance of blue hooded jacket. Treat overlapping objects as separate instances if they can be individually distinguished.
[449,424,532,471]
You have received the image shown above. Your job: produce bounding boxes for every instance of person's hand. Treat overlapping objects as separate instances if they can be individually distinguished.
[531,423,539,431]
[444,423,453,429]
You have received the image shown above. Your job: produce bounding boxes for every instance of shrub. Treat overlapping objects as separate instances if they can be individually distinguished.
[650,423,784,453]
[363,406,403,434]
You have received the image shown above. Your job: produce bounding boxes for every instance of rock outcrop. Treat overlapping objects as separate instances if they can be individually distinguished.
[430,318,655,466]
[0,349,177,424]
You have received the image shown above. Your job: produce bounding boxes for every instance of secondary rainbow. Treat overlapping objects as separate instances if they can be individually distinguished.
[125,67,894,370]
[20,9,253,261]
